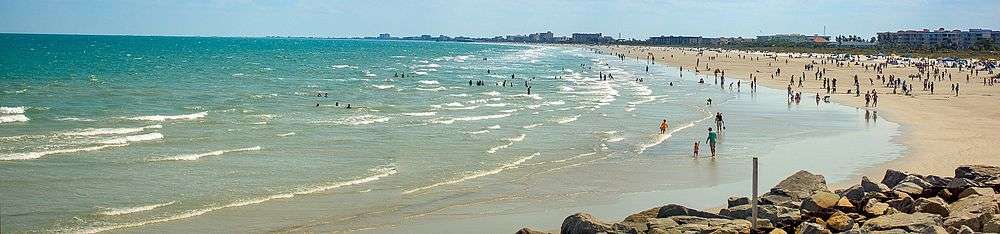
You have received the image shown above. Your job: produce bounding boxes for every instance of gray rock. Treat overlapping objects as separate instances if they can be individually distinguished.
[900,175,933,190]
[892,182,924,196]
[622,207,660,223]
[728,196,749,208]
[655,204,730,219]
[861,212,943,232]
[944,194,999,231]
[882,169,910,188]
[840,185,867,206]
[769,170,828,201]
[719,204,799,226]
[914,197,949,216]
[947,178,984,190]
[760,193,799,208]
[516,227,552,234]
[645,218,679,230]
[984,215,1000,233]
[561,212,614,234]
[886,196,914,214]
[957,187,996,199]
[924,175,953,188]
[957,225,975,234]
[797,222,832,234]
[956,165,1000,183]
[862,176,891,193]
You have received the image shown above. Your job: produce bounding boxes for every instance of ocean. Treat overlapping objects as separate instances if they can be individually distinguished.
[0,34,903,233]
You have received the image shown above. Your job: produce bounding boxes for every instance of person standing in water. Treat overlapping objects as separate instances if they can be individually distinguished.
[714,112,725,132]
[693,141,700,157]
[659,119,669,134]
[705,128,718,157]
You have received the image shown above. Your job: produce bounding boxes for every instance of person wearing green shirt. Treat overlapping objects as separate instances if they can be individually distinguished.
[705,128,718,157]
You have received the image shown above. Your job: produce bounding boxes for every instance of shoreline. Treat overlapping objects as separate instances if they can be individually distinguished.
[596,45,1000,189]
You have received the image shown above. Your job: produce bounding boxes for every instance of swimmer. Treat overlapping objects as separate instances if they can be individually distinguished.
[659,119,669,134]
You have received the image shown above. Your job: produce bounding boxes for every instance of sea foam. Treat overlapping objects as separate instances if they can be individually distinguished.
[152,146,261,161]
[127,112,207,121]
[403,153,537,195]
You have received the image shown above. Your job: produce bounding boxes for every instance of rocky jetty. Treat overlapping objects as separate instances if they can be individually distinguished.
[517,165,1000,234]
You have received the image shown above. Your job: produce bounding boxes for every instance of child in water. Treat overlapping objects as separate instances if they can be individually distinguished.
[659,119,669,134]
[693,142,700,157]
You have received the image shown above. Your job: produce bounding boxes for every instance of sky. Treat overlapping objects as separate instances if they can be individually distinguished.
[1,0,999,39]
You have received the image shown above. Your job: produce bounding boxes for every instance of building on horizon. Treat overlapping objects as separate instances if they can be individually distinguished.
[877,28,1000,49]
[378,33,392,39]
[757,34,831,45]
[572,33,605,44]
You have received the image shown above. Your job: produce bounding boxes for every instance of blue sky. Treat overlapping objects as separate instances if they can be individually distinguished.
[1,0,998,39]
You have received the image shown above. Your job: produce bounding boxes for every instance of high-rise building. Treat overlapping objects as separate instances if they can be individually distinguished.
[877,28,1000,49]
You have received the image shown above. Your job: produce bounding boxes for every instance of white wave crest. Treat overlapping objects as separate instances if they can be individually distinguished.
[153,146,261,161]
[453,113,511,122]
[0,144,124,161]
[372,84,395,90]
[418,80,440,85]
[63,125,162,136]
[99,133,164,145]
[127,112,207,121]
[99,201,176,216]
[74,166,397,234]
[0,114,29,123]
[404,153,537,195]
[402,112,437,117]
[1,106,25,114]
[555,115,581,124]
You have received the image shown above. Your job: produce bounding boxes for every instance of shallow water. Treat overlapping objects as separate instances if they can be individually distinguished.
[0,35,903,233]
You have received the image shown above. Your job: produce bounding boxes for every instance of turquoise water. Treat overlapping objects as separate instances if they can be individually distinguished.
[0,34,903,233]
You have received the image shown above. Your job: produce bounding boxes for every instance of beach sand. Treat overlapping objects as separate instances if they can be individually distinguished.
[600,45,1000,186]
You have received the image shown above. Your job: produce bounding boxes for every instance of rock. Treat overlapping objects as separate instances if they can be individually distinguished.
[561,213,614,234]
[924,175,953,188]
[516,227,552,234]
[947,178,983,190]
[861,212,943,232]
[944,194,999,231]
[720,204,801,228]
[900,175,933,190]
[886,196,914,214]
[864,199,891,216]
[668,215,709,225]
[937,189,955,202]
[800,191,841,213]
[861,176,891,193]
[761,194,800,208]
[956,165,1000,183]
[796,222,832,234]
[882,169,910,188]
[957,187,996,199]
[984,215,1000,233]
[622,207,660,223]
[914,197,949,216]
[770,170,828,201]
[655,204,730,219]
[728,196,749,208]
[645,218,679,232]
[663,216,750,234]
[839,185,867,206]
[921,225,950,234]
[826,211,854,232]
[768,228,788,234]
[892,182,924,196]
[834,196,855,211]
[957,225,975,234]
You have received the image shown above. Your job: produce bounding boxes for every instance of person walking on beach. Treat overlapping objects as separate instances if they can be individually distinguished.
[714,112,725,132]
[659,119,669,134]
[705,128,718,157]
[693,141,700,157]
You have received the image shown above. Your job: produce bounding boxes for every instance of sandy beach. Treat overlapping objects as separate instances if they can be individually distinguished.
[600,45,1000,185]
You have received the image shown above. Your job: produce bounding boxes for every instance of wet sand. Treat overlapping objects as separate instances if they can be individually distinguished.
[600,45,1000,185]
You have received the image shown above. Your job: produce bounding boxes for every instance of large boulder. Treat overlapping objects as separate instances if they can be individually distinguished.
[886,196,914,214]
[914,197,949,216]
[800,191,841,213]
[622,207,660,223]
[900,176,933,190]
[924,175,954,189]
[944,194,999,231]
[769,170,828,201]
[839,185,867,207]
[645,218,679,231]
[719,204,800,227]
[655,204,730,219]
[948,178,984,190]
[728,196,750,208]
[561,213,614,234]
[882,169,910,188]
[984,215,1000,233]
[956,165,1000,183]
[861,176,889,193]
[796,222,832,234]
[861,212,943,232]
[957,187,996,199]
[891,182,924,197]
[825,211,854,232]
[664,216,751,234]
[864,199,891,216]
[516,227,552,234]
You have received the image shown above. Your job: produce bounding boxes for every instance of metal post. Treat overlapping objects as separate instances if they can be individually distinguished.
[751,157,759,231]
